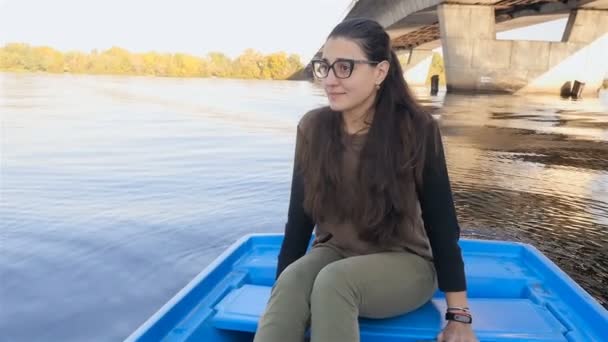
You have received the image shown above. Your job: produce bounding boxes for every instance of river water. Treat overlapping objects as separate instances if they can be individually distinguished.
[1,72,607,341]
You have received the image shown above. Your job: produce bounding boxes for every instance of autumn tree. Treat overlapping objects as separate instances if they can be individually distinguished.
[0,43,304,80]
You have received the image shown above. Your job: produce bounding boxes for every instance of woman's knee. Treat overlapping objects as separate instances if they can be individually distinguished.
[274,261,317,293]
[311,263,358,306]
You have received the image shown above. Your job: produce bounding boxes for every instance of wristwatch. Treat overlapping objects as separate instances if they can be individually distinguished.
[445,312,473,324]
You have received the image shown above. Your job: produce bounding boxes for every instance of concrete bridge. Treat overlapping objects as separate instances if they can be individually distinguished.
[340,0,608,96]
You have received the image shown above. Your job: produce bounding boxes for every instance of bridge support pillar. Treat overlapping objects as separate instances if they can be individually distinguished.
[438,4,608,96]
[396,48,434,86]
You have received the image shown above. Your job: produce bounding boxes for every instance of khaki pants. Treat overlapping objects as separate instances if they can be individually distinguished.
[253,242,437,342]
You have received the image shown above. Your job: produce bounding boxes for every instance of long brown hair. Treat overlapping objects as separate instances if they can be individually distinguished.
[300,18,439,246]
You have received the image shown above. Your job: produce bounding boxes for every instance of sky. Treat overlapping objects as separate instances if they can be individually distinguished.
[0,0,567,62]
[497,17,567,42]
[0,0,353,61]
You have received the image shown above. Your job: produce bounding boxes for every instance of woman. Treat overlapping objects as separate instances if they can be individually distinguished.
[254,18,477,342]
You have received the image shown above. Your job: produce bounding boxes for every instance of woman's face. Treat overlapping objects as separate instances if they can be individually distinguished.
[317,37,388,113]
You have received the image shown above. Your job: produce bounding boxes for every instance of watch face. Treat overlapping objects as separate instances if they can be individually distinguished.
[446,312,472,324]
[454,313,471,323]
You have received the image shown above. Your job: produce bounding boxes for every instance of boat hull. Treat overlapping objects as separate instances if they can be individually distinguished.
[126,234,608,342]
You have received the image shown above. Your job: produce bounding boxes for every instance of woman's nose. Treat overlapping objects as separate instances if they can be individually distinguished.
[323,68,339,86]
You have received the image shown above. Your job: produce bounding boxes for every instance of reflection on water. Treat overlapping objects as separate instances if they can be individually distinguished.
[425,94,608,309]
[1,73,607,341]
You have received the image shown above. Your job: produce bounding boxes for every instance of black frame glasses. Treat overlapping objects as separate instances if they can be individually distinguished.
[311,58,381,79]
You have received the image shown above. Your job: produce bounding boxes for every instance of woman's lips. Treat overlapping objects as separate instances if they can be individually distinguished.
[328,92,346,100]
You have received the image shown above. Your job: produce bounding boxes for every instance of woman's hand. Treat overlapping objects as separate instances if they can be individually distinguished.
[436,320,478,342]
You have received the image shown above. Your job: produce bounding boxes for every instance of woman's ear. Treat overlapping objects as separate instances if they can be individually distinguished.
[375,60,390,85]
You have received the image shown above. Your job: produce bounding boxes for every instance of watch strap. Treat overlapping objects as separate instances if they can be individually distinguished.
[445,311,473,324]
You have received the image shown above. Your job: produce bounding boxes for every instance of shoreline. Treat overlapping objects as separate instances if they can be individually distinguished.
[2,71,606,99]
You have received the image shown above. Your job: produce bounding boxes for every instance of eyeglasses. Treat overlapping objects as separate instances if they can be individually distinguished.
[311,58,381,79]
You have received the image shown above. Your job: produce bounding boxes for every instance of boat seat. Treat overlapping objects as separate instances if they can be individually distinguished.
[211,284,570,341]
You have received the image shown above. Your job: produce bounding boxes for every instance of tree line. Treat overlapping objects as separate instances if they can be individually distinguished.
[0,43,305,80]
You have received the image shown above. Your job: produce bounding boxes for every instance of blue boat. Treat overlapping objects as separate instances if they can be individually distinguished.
[126,234,608,341]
